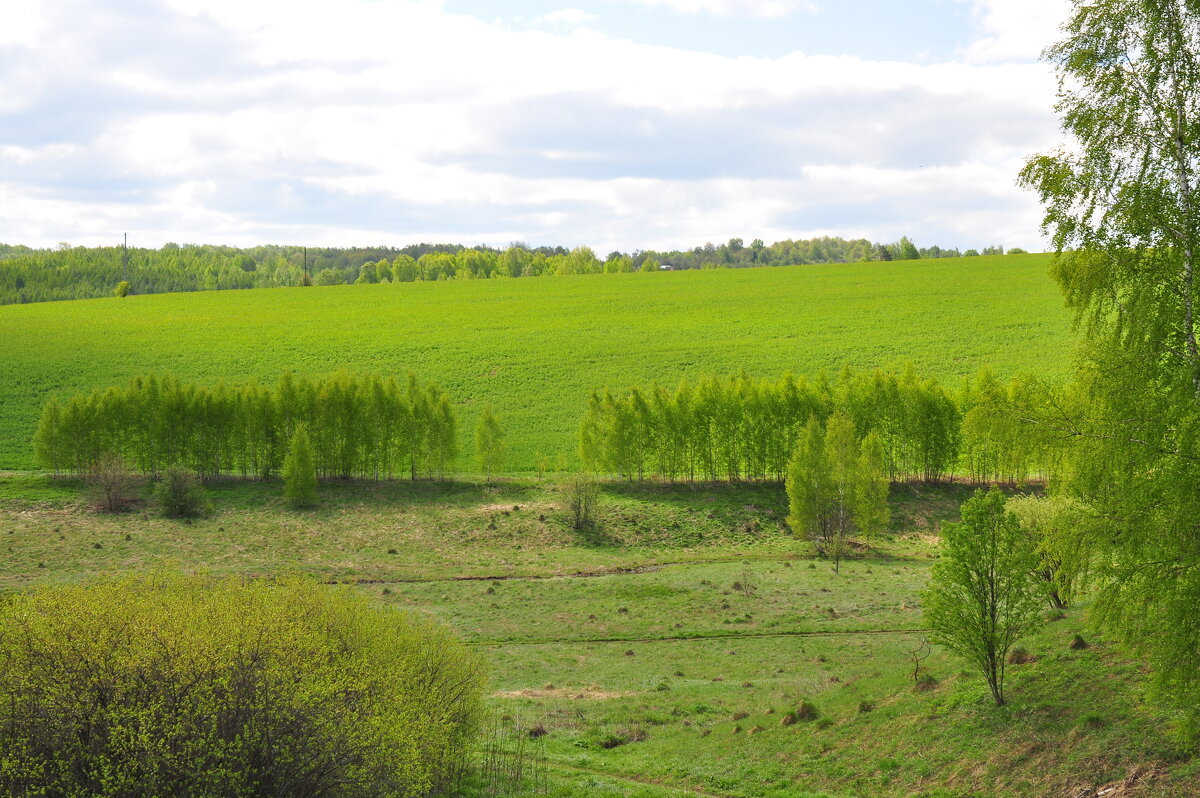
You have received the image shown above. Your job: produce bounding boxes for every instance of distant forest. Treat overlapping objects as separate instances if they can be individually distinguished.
[0,236,1019,305]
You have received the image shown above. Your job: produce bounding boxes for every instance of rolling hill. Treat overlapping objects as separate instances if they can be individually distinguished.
[0,254,1073,471]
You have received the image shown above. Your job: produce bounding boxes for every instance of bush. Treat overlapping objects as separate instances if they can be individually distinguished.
[87,452,141,513]
[156,467,210,518]
[0,574,484,797]
[113,280,130,297]
[562,472,599,529]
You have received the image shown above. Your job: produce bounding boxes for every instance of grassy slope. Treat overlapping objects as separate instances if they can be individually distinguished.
[1,475,1194,797]
[0,254,1073,471]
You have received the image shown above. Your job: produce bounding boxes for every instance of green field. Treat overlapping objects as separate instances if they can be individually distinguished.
[2,475,1194,797]
[0,255,1073,471]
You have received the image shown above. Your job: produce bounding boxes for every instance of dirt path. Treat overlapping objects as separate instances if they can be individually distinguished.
[341,552,919,586]
[470,626,928,647]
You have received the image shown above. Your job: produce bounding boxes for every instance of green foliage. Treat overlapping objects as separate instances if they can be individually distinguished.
[156,466,210,518]
[34,371,457,481]
[0,573,483,797]
[1006,494,1089,609]
[475,404,506,480]
[1020,0,1200,740]
[854,430,890,539]
[113,280,130,297]
[958,369,1057,484]
[923,488,1044,706]
[284,423,318,508]
[786,412,888,571]
[787,417,831,546]
[581,365,974,485]
[1,254,1071,472]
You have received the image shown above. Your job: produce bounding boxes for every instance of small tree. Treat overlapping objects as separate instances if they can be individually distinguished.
[113,281,130,298]
[157,467,210,519]
[475,404,506,481]
[283,424,317,508]
[923,488,1044,706]
[786,413,861,572]
[562,472,599,530]
[787,417,833,552]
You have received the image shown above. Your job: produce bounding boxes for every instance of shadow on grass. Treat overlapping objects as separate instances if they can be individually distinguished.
[569,520,622,548]
[200,476,546,513]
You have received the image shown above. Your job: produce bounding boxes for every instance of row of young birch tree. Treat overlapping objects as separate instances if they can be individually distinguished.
[579,366,1060,484]
[33,372,457,480]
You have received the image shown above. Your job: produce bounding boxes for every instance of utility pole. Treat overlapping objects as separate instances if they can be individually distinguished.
[303,246,308,286]
[122,233,128,283]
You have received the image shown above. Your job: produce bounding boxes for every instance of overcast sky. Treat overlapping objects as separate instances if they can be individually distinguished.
[0,0,1072,252]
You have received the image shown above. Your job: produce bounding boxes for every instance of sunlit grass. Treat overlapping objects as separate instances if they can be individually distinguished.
[0,255,1072,471]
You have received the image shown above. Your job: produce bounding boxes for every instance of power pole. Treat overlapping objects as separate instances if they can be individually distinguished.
[303,246,308,286]
[122,233,128,283]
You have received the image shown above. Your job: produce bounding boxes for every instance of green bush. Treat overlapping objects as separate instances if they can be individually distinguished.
[0,574,484,797]
[156,466,210,518]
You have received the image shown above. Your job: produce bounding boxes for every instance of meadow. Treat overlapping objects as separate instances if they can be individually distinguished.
[0,254,1073,472]
[7,253,1176,796]
[1,473,1194,797]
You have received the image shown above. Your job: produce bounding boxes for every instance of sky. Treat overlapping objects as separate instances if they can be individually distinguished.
[0,0,1073,253]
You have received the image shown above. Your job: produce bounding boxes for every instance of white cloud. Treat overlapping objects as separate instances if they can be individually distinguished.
[0,0,1061,252]
[625,0,819,19]
[959,0,1073,63]
[533,8,599,27]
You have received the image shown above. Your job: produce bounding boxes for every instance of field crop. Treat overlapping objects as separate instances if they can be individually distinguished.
[0,254,1072,471]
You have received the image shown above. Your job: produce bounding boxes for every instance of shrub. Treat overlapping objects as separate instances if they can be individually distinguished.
[156,467,209,518]
[562,472,599,529]
[113,280,130,297]
[0,574,484,797]
[87,452,140,513]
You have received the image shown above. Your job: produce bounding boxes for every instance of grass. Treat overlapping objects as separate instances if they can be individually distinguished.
[1,472,1194,797]
[0,254,1073,471]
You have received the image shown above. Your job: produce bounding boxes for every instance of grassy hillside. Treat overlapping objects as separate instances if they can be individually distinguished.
[2,474,1193,797]
[0,254,1073,471]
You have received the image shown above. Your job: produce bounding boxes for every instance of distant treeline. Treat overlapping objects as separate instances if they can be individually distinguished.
[579,367,1058,485]
[0,237,1020,305]
[34,372,457,481]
